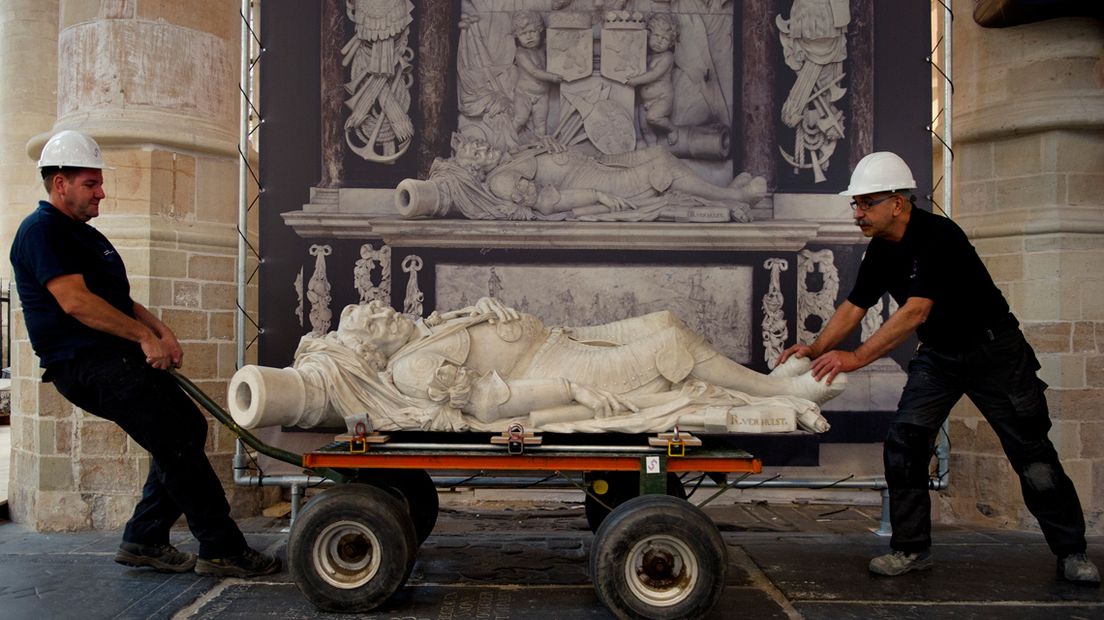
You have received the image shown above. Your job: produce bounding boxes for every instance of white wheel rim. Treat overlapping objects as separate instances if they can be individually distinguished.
[313,520,383,589]
[624,533,698,607]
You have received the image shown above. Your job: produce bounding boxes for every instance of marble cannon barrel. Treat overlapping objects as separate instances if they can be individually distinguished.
[228,365,343,429]
[395,178,451,218]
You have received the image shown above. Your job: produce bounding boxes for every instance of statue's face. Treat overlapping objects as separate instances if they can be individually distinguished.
[340,303,415,355]
[516,25,542,49]
[648,30,672,52]
[454,139,503,172]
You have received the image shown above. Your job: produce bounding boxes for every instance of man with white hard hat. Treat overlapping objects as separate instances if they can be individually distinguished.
[778,151,1099,585]
[9,130,280,578]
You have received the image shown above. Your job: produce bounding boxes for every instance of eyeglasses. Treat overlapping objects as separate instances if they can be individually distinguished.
[850,194,898,211]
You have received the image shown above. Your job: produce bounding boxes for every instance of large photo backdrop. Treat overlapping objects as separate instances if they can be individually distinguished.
[257,0,932,443]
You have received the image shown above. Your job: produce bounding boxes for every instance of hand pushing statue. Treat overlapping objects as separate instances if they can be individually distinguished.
[230,298,845,436]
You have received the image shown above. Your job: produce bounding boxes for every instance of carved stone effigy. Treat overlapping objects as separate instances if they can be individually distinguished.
[354,242,392,304]
[796,248,839,345]
[761,258,788,370]
[229,298,844,436]
[403,0,758,223]
[343,0,415,163]
[395,132,767,222]
[307,244,334,335]
[776,0,849,183]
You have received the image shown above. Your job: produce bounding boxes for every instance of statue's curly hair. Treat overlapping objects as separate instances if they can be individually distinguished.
[512,10,543,35]
[647,12,678,40]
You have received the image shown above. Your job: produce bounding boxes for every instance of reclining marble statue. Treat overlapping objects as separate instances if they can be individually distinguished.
[229,298,846,436]
[394,133,768,223]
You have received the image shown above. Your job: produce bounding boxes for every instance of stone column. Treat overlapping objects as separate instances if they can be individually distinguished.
[415,0,454,179]
[738,2,775,188]
[944,0,1104,535]
[0,0,59,263]
[10,0,270,531]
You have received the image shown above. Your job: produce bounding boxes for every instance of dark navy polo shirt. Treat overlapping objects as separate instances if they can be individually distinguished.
[10,201,137,366]
[847,207,1011,351]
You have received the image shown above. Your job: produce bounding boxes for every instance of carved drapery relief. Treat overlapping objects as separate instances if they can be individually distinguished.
[453,1,734,160]
[294,266,304,327]
[382,3,772,223]
[308,244,334,334]
[402,254,425,316]
[796,249,838,344]
[343,0,415,163]
[354,242,392,304]
[762,258,788,369]
[776,0,849,183]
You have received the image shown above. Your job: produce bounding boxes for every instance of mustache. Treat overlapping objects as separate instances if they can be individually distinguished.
[854,219,869,227]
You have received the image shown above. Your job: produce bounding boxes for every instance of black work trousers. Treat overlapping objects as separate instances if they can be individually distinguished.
[885,325,1087,557]
[48,348,247,560]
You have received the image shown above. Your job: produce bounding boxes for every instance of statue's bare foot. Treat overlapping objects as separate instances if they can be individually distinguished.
[770,355,810,378]
[729,171,753,189]
[788,369,847,405]
[743,175,767,201]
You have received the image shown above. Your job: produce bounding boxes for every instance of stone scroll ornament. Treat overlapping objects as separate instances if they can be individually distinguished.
[354,242,392,304]
[796,249,839,344]
[761,258,788,370]
[401,254,424,317]
[343,0,415,163]
[229,298,845,436]
[294,266,304,327]
[307,244,334,335]
[776,0,850,183]
[862,294,899,342]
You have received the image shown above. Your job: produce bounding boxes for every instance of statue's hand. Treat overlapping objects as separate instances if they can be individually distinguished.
[472,297,521,323]
[569,382,639,419]
[596,191,633,212]
[539,134,567,154]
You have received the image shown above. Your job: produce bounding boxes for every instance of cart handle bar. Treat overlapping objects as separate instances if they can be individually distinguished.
[169,369,347,483]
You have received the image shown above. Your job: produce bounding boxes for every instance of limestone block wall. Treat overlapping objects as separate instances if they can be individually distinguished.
[941,3,1104,535]
[5,0,269,531]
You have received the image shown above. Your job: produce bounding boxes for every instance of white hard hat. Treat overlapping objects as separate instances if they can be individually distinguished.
[839,151,916,196]
[37,130,109,170]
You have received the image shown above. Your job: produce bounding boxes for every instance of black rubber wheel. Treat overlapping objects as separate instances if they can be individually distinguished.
[585,471,686,533]
[354,469,439,545]
[288,484,417,613]
[590,494,726,620]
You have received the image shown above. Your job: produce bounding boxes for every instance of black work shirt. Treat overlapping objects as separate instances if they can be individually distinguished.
[10,201,137,366]
[847,207,1011,351]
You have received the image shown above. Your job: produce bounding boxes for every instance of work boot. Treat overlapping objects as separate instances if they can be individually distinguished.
[1057,553,1101,586]
[114,542,197,573]
[868,550,933,576]
[195,547,281,578]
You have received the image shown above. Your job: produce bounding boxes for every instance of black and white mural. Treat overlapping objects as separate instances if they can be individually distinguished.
[258,0,931,441]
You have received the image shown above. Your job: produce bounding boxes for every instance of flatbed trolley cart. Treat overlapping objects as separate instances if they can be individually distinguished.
[174,371,762,620]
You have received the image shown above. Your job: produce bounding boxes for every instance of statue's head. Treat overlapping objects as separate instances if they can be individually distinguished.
[451,131,504,173]
[336,301,416,364]
[646,13,678,52]
[512,10,544,48]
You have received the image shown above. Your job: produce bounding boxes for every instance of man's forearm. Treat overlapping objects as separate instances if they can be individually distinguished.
[851,297,930,366]
[47,274,155,345]
[809,301,866,357]
[66,292,154,344]
[133,302,168,337]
